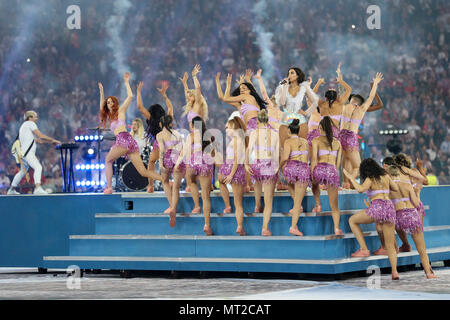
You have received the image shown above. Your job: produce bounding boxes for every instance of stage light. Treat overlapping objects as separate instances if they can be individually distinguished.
[87,148,95,155]
[81,181,86,186]
[75,163,105,170]
[94,135,99,140]
[99,135,104,141]
[84,135,89,140]
[74,136,79,141]
[351,24,356,29]
[76,181,81,187]
[79,136,84,141]
[26,58,30,63]
[86,181,91,186]
[378,128,409,136]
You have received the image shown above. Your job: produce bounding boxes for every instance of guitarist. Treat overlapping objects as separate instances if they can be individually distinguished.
[7,111,61,195]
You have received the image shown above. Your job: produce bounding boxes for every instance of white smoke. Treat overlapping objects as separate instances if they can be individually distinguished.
[252,0,276,84]
[105,0,132,78]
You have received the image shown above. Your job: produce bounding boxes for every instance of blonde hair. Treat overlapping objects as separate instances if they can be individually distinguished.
[131,118,144,139]
[257,109,268,123]
[386,165,400,177]
[24,110,37,121]
[183,89,209,120]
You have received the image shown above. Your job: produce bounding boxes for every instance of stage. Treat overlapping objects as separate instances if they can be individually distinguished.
[0,187,449,277]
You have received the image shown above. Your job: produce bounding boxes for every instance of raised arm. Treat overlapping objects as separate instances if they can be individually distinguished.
[254,69,271,103]
[415,160,429,185]
[98,82,105,113]
[244,69,254,87]
[179,72,190,102]
[118,72,134,116]
[313,78,325,93]
[223,74,247,104]
[136,81,150,120]
[157,81,174,118]
[216,72,224,100]
[336,63,352,103]
[367,81,384,112]
[275,81,288,108]
[362,73,383,112]
[191,64,202,102]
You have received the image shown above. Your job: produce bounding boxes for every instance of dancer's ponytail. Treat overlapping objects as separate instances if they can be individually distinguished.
[319,116,334,148]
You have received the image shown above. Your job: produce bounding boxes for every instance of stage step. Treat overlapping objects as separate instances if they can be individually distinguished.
[66,226,450,261]
[118,190,367,214]
[43,245,450,275]
[94,210,374,236]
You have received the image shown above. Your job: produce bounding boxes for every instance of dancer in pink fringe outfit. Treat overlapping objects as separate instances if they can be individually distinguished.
[340,73,383,189]
[218,116,247,235]
[99,72,161,194]
[310,116,342,236]
[157,115,186,227]
[386,165,437,279]
[343,158,400,280]
[245,109,279,236]
[280,119,310,236]
[175,116,215,235]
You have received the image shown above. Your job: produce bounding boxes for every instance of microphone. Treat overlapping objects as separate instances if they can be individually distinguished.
[280,78,288,85]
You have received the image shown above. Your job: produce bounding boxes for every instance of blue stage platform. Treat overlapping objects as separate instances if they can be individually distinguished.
[1,186,449,276]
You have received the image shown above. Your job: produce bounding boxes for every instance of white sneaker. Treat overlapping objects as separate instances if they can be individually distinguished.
[33,186,48,195]
[7,188,20,195]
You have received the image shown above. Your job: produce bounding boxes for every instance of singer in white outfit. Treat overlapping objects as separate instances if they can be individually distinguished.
[8,111,61,195]
[275,67,319,144]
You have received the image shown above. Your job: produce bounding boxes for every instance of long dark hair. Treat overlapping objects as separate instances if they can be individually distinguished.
[360,158,387,183]
[234,82,267,110]
[325,89,338,109]
[146,104,166,141]
[288,67,306,84]
[160,114,174,136]
[319,116,334,148]
[191,116,211,152]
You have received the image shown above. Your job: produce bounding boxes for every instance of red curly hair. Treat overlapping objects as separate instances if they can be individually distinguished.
[100,96,119,128]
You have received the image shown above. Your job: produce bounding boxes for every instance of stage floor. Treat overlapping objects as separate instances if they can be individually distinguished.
[0,266,449,299]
